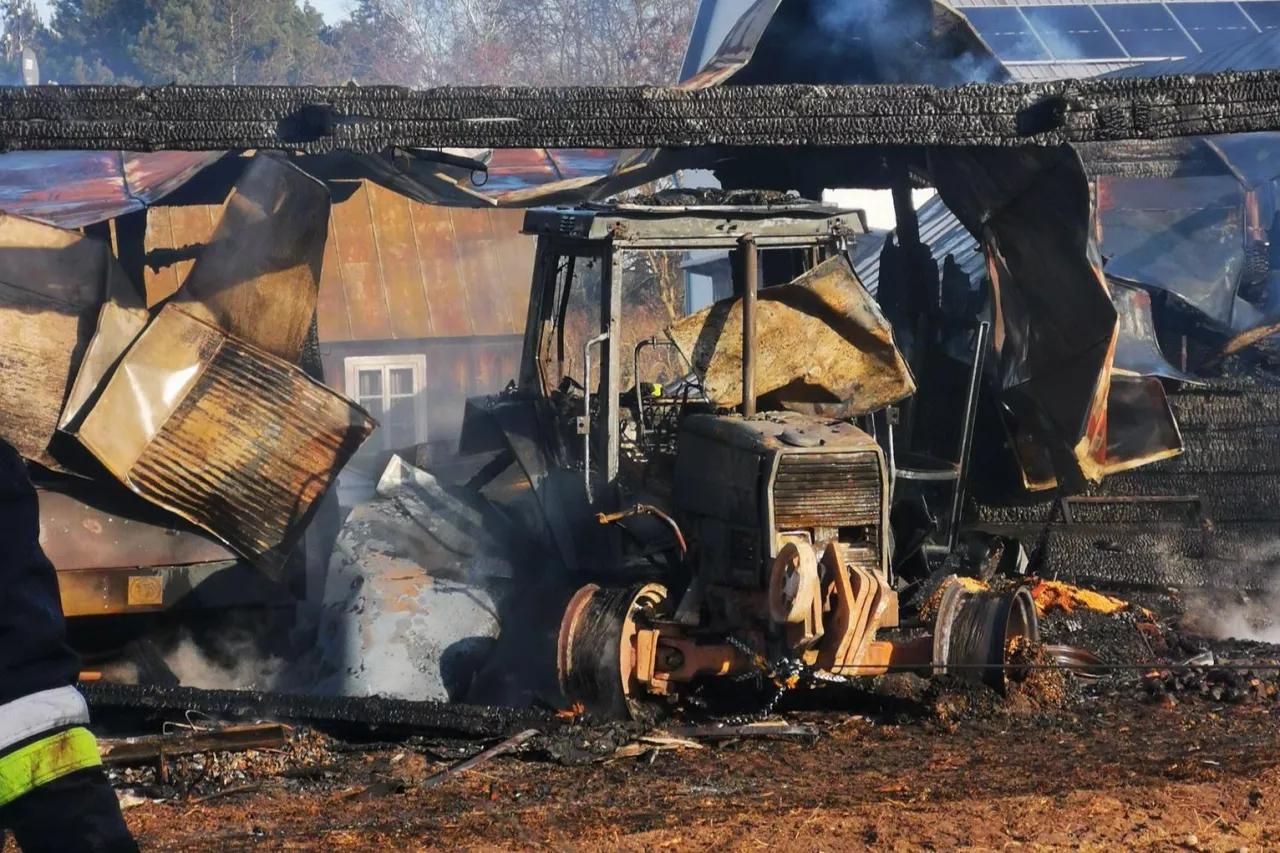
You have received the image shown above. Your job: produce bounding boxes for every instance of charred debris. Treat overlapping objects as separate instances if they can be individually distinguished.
[4,0,1280,757]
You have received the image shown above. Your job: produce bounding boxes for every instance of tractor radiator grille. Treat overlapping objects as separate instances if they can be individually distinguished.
[773,452,882,529]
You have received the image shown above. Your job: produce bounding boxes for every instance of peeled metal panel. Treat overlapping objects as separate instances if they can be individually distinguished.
[74,304,377,579]
[1109,277,1200,383]
[667,255,915,414]
[367,182,433,340]
[173,155,330,363]
[59,252,149,432]
[0,213,141,468]
[330,181,393,342]
[0,151,220,229]
[452,209,514,337]
[931,144,1118,487]
[411,204,471,337]
[1102,375,1184,474]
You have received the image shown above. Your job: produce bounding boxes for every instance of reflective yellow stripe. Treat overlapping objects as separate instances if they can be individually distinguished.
[0,727,102,808]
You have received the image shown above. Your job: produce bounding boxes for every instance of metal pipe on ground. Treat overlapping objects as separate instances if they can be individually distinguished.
[741,235,758,418]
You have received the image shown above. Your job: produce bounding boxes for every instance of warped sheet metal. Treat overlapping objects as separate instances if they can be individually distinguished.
[0,212,145,468]
[930,144,1119,488]
[1097,176,1246,329]
[0,151,222,228]
[1102,375,1184,475]
[1109,277,1200,384]
[72,304,377,580]
[666,254,915,414]
[171,154,330,362]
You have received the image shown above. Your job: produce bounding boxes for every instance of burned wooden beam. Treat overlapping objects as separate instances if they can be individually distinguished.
[2,74,1280,152]
[81,683,555,739]
[97,723,289,766]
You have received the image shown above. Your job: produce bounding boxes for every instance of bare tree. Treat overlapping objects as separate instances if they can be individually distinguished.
[345,0,698,86]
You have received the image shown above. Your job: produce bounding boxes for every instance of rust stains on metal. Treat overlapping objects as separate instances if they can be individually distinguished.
[146,179,534,344]
[73,304,376,580]
[0,211,144,468]
[172,155,330,363]
[666,255,915,415]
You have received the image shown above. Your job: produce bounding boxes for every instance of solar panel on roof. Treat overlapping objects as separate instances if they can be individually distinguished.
[1240,1,1280,30]
[962,7,1051,61]
[1095,3,1199,58]
[1022,5,1127,60]
[1168,2,1260,50]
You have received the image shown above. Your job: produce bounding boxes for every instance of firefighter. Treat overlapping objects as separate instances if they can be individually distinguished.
[0,438,139,852]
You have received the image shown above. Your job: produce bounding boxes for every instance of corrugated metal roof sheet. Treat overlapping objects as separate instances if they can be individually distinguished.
[1005,61,1141,79]
[1106,22,1280,75]
[145,179,535,342]
[0,151,222,228]
[852,195,985,298]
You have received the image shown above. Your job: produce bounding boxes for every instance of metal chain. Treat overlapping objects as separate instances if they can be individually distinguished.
[721,636,834,724]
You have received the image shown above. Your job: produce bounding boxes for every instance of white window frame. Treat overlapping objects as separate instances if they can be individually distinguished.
[343,355,429,451]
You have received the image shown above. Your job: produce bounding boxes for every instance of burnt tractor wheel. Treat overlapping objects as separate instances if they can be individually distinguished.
[931,578,1040,693]
[557,583,670,722]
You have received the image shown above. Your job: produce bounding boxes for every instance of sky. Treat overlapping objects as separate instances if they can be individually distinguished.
[33,0,351,25]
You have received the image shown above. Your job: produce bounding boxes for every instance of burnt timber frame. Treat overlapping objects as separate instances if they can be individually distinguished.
[6,74,1280,152]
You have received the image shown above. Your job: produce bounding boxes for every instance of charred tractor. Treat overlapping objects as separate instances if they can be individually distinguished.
[316,198,1040,718]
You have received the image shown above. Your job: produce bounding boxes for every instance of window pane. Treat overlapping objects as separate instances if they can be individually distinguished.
[1241,1,1280,30]
[361,398,385,422]
[386,397,418,449]
[621,250,689,388]
[357,369,382,398]
[1023,5,1126,59]
[1169,2,1259,50]
[1096,4,1199,57]
[963,7,1051,61]
[389,367,415,396]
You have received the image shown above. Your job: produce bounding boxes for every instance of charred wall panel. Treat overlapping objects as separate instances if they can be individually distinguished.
[971,379,1280,591]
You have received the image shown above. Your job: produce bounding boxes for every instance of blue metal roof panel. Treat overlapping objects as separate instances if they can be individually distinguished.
[852,194,985,297]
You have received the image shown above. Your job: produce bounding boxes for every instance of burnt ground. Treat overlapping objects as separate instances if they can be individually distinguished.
[91,589,1280,851]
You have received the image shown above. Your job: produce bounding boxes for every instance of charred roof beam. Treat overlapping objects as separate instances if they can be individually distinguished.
[1,76,1280,152]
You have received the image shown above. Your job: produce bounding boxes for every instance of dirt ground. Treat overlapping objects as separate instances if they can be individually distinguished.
[123,692,1279,853]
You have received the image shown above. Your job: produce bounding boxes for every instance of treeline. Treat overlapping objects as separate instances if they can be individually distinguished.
[0,0,699,86]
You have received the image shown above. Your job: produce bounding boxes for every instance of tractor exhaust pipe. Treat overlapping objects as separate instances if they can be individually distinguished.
[740,234,758,417]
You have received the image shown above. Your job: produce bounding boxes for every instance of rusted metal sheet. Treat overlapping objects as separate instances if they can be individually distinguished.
[667,255,915,414]
[37,487,237,572]
[366,182,432,340]
[0,212,144,467]
[414,205,472,336]
[72,304,377,580]
[315,210,352,342]
[144,179,534,344]
[452,208,515,338]
[0,151,221,229]
[328,180,394,341]
[173,155,330,362]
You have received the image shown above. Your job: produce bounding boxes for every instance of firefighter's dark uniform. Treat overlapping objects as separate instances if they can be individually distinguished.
[0,438,138,852]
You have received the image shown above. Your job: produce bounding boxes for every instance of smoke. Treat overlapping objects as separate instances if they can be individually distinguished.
[803,0,1007,87]
[1176,540,1280,646]
[161,632,288,691]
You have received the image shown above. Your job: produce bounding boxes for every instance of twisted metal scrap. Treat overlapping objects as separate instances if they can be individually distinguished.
[3,74,1280,152]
